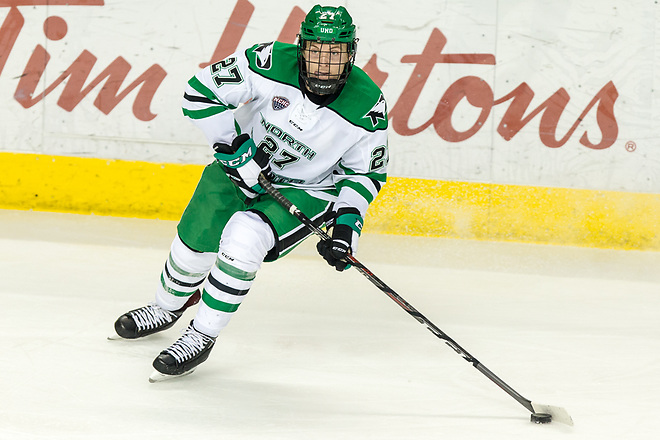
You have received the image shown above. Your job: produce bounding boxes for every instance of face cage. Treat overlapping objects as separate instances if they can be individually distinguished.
[297,40,356,95]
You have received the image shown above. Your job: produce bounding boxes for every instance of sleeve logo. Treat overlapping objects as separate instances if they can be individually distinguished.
[253,42,274,70]
[363,94,387,127]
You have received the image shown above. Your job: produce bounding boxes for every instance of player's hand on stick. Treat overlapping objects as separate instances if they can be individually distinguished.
[317,208,362,271]
[213,134,272,198]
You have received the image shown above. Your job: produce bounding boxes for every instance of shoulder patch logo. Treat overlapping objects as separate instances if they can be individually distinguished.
[272,96,290,111]
[364,94,387,127]
[254,42,274,70]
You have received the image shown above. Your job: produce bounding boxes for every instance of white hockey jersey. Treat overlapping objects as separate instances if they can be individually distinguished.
[182,41,388,222]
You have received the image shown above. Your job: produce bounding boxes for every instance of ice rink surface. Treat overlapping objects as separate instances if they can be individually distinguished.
[1,209,659,440]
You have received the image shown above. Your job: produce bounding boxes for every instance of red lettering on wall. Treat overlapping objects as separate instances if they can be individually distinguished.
[200,2,304,68]
[577,81,619,150]
[389,28,496,137]
[277,6,305,44]
[13,14,165,121]
[0,5,23,76]
[199,0,254,68]
[494,81,619,149]
[15,47,165,121]
[436,76,494,142]
[361,54,389,89]
[0,1,104,75]
[391,27,619,149]
[0,0,620,148]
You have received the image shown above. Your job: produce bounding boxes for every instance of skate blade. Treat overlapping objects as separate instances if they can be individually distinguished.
[149,368,196,383]
[107,333,137,341]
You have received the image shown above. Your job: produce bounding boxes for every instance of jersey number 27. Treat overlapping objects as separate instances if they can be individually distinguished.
[210,58,244,88]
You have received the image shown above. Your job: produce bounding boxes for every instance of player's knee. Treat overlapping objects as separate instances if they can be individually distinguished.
[218,211,275,272]
[170,234,216,274]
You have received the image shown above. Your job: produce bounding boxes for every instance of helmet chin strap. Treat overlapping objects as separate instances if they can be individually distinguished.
[299,75,343,106]
[303,76,342,95]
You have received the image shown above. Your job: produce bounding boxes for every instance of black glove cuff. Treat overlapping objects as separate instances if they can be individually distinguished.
[332,223,353,243]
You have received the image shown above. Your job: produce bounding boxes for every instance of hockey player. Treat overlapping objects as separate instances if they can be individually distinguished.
[112,5,388,381]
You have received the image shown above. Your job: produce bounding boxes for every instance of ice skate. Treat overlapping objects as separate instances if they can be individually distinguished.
[111,290,200,340]
[149,320,216,382]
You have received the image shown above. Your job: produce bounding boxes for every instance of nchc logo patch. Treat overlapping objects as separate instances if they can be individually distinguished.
[272,96,290,111]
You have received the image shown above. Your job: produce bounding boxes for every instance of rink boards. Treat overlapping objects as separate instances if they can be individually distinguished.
[0,1,658,250]
[2,152,657,251]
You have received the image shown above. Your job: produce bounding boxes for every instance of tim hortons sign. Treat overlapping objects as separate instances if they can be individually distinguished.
[1,0,618,150]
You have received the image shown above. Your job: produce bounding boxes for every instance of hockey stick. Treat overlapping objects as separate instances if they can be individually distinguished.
[258,174,573,426]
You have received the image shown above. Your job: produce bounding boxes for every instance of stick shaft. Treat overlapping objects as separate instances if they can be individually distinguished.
[258,174,535,413]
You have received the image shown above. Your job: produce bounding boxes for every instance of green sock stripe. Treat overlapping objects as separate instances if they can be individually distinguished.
[215,257,256,281]
[160,273,196,297]
[168,254,207,278]
[202,290,241,313]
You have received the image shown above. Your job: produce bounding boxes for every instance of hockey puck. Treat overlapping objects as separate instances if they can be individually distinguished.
[531,413,552,424]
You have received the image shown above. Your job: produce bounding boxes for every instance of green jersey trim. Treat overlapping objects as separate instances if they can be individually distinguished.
[337,179,376,204]
[244,42,388,132]
[184,76,237,119]
[244,42,299,88]
[189,76,223,103]
[338,163,387,182]
[183,106,231,120]
[328,69,388,132]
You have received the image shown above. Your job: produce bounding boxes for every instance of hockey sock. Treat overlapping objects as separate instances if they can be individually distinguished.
[193,211,275,337]
[155,235,216,311]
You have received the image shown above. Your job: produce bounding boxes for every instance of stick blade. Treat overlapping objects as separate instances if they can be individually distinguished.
[531,402,574,426]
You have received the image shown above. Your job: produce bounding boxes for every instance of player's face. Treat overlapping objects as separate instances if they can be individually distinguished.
[303,41,349,81]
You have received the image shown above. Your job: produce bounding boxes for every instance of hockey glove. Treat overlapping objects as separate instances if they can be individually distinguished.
[213,134,272,199]
[316,208,363,272]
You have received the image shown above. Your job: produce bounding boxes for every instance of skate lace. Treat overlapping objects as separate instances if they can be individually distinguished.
[164,325,214,363]
[130,303,176,331]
